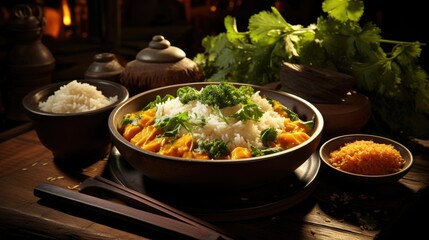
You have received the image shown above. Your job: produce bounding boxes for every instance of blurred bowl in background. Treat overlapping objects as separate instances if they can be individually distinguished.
[280,62,355,104]
[277,62,371,137]
[313,91,371,137]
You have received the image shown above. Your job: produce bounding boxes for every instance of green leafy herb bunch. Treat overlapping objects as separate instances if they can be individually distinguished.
[193,0,429,139]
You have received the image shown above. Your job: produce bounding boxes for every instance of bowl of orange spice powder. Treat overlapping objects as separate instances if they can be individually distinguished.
[319,134,414,184]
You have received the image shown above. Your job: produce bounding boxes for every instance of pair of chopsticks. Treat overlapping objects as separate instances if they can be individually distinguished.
[34,176,237,240]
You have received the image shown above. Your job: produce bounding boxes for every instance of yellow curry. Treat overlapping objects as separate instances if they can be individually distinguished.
[119,83,313,160]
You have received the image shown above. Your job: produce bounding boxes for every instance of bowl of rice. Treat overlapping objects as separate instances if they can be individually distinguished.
[23,79,129,166]
[319,134,414,184]
[108,82,324,190]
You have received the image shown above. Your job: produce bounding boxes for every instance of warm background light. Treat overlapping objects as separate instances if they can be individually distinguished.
[43,7,61,38]
[62,0,72,26]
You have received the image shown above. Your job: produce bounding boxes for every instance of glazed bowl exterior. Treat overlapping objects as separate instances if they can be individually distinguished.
[23,79,129,164]
[319,134,414,184]
[108,82,324,190]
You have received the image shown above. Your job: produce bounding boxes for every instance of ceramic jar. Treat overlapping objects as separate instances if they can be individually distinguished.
[2,4,55,121]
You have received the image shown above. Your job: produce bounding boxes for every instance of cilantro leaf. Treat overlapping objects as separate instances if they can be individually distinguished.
[261,128,277,147]
[154,112,190,137]
[322,0,364,22]
[248,7,291,45]
[143,95,174,110]
[224,16,248,44]
[154,111,205,138]
[232,102,264,122]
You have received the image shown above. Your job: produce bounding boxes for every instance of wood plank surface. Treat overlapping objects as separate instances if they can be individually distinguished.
[0,130,428,239]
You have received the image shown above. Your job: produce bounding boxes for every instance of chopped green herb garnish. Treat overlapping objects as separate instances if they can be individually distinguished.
[177,86,200,104]
[196,139,230,159]
[154,112,206,138]
[251,146,283,157]
[232,102,264,122]
[283,107,315,131]
[261,128,277,147]
[199,82,253,108]
[143,94,175,110]
[154,112,190,137]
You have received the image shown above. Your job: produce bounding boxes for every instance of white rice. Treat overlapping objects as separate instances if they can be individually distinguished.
[155,90,286,151]
[38,80,118,113]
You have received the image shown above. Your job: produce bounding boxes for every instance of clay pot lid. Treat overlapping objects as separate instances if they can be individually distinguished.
[120,35,204,95]
[84,53,124,82]
[85,53,124,74]
[136,35,186,63]
[9,4,44,32]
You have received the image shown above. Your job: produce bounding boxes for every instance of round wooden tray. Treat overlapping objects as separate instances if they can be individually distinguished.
[108,147,320,222]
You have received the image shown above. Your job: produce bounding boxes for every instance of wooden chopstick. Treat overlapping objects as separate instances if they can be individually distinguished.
[34,183,228,240]
[78,176,237,240]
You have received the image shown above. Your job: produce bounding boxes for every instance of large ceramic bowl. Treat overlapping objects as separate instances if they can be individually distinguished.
[108,82,324,190]
[23,79,129,166]
[319,134,414,184]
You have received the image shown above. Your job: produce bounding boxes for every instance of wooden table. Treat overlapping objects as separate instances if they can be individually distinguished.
[1,129,428,239]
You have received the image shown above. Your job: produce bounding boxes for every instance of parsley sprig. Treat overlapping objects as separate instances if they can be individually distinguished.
[177,82,264,122]
[194,0,429,139]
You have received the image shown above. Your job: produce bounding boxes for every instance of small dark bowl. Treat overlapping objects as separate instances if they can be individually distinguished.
[23,79,129,165]
[319,134,413,184]
[108,82,324,191]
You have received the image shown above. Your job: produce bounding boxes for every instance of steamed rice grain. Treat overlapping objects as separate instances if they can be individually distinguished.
[155,91,285,151]
[39,80,118,113]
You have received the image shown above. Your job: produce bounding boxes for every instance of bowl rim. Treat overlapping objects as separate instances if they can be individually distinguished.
[109,81,324,163]
[22,79,129,117]
[319,133,414,178]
